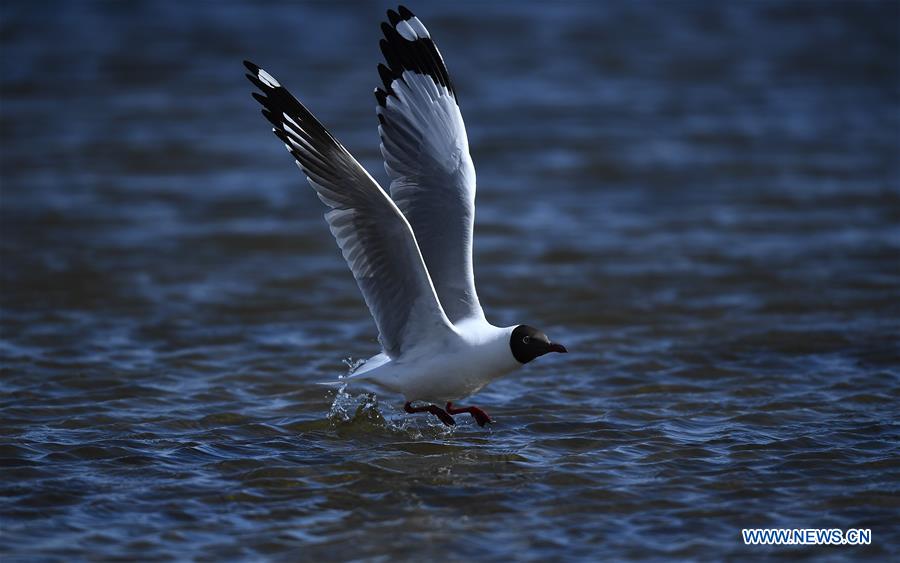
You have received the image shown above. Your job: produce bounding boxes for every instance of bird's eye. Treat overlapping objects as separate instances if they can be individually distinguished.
[522,336,530,344]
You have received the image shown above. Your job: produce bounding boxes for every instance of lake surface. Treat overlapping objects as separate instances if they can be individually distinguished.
[2,1,898,560]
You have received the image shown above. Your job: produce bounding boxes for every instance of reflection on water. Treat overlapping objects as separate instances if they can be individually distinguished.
[1,1,898,559]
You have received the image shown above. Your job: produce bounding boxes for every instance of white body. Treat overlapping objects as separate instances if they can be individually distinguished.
[245,9,541,407]
[349,320,519,402]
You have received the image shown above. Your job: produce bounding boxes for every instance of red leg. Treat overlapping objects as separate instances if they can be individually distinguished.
[404,401,455,426]
[446,402,492,427]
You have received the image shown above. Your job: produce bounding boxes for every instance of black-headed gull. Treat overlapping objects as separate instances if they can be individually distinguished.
[244,5,566,427]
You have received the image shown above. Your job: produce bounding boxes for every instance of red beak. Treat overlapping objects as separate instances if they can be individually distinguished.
[548,343,568,354]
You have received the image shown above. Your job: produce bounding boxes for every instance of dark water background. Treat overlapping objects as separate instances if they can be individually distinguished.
[2,0,899,560]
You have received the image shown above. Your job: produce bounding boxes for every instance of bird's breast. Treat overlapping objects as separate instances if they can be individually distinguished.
[394,335,519,402]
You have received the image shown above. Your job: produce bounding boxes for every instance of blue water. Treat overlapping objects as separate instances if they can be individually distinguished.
[2,1,899,560]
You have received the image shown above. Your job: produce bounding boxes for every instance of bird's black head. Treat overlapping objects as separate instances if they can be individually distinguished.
[510,325,568,364]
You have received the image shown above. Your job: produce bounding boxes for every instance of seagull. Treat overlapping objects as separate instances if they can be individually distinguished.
[244,5,566,427]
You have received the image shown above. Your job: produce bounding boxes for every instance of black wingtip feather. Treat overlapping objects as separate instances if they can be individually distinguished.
[244,55,358,188]
[245,73,269,93]
[377,64,394,91]
[261,108,281,129]
[386,9,402,26]
[272,128,290,145]
[377,7,456,99]
[374,88,388,107]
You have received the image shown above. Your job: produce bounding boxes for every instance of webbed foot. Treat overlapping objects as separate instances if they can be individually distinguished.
[446,402,492,427]
[404,401,456,426]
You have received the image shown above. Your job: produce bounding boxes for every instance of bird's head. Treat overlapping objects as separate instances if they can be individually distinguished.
[509,325,567,364]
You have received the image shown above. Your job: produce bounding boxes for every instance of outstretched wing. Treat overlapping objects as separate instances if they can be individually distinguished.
[244,61,455,358]
[375,6,484,324]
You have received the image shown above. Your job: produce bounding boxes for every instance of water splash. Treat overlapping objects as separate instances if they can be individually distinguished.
[340,356,367,378]
[328,357,362,420]
[327,357,392,428]
[326,357,454,436]
[328,386,378,424]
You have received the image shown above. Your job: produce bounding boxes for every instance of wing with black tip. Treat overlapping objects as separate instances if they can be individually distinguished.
[375,6,485,324]
[244,60,455,357]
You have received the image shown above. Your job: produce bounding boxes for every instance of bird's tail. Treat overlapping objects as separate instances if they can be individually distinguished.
[316,352,390,387]
[315,380,346,387]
